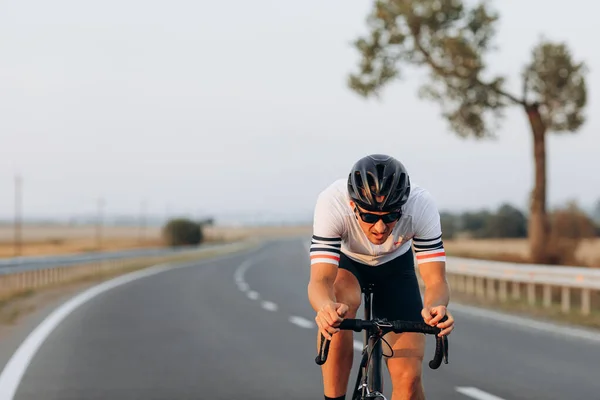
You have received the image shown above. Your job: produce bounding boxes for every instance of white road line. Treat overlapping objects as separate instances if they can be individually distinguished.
[0,247,263,400]
[455,386,506,400]
[452,302,600,343]
[289,316,315,329]
[236,282,249,292]
[0,264,176,399]
[261,301,278,312]
[247,291,260,300]
[234,259,253,284]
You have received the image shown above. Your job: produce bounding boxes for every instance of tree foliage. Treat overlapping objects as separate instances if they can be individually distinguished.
[348,0,588,263]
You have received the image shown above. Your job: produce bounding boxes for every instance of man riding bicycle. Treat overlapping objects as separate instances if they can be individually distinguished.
[307,154,455,400]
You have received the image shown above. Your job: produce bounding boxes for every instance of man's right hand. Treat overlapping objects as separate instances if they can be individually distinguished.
[315,302,349,340]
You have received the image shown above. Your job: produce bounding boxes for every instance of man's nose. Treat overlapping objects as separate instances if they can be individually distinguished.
[373,219,387,232]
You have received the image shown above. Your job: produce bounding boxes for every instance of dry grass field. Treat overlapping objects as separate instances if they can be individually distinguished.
[1,223,599,268]
[0,224,313,258]
[0,225,165,258]
[444,237,600,268]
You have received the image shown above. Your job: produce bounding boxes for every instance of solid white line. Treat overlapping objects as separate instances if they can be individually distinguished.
[0,248,259,400]
[261,301,278,312]
[289,316,315,329]
[452,302,600,343]
[455,386,506,400]
[0,263,171,399]
[247,291,259,300]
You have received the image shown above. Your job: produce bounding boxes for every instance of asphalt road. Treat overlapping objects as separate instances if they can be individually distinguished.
[2,238,600,399]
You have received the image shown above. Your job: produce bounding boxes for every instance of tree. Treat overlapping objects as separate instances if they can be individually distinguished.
[440,211,459,239]
[593,199,600,225]
[347,0,588,263]
[484,203,527,238]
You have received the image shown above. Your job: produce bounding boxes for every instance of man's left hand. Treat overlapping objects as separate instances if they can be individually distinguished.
[421,305,454,337]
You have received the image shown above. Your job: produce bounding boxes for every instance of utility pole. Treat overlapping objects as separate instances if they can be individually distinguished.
[139,200,147,244]
[96,197,105,250]
[14,174,22,256]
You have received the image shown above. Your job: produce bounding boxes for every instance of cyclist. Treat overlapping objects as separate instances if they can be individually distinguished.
[307,154,454,400]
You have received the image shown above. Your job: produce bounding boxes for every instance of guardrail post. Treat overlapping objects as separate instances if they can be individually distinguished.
[466,276,475,295]
[486,278,496,300]
[561,286,570,313]
[476,277,485,298]
[543,285,552,308]
[512,282,520,300]
[581,288,590,316]
[527,283,535,306]
[499,280,507,302]
[459,275,465,292]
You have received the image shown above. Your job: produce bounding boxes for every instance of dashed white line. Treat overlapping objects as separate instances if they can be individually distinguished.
[455,386,506,400]
[234,260,253,284]
[261,301,278,312]
[289,316,315,329]
[247,291,260,300]
[237,282,249,292]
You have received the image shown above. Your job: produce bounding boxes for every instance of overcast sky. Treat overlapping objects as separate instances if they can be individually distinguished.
[1,0,598,223]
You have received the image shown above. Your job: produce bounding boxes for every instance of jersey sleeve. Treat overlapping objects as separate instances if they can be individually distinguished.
[310,191,344,267]
[412,190,446,265]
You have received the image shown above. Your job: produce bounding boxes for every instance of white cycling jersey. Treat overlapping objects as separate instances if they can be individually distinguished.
[310,178,446,267]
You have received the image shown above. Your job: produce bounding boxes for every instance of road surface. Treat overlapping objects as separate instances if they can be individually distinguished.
[1,237,599,399]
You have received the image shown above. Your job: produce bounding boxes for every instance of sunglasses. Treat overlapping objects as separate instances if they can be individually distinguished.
[354,207,402,224]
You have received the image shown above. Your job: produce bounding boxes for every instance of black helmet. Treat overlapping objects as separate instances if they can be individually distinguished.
[347,154,411,212]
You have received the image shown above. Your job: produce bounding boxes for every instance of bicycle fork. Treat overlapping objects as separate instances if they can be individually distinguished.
[354,290,387,400]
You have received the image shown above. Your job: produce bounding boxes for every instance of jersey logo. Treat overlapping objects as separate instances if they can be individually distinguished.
[394,234,414,246]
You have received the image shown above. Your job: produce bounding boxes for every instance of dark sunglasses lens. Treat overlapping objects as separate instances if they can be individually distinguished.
[359,211,400,223]
[361,213,380,223]
[382,212,401,223]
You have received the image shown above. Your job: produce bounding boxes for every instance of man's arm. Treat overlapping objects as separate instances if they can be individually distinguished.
[419,260,449,309]
[412,190,454,336]
[307,187,348,339]
[308,262,338,312]
[307,236,348,339]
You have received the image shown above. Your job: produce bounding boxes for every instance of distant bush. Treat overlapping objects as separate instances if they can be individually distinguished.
[546,201,597,265]
[162,218,204,246]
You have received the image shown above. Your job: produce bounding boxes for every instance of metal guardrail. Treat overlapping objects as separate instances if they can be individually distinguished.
[0,241,251,300]
[442,256,600,315]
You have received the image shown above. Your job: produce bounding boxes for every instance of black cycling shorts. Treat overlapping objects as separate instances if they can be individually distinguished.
[338,249,424,323]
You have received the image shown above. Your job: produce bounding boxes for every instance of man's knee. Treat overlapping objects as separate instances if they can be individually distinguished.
[389,360,423,394]
[386,333,425,394]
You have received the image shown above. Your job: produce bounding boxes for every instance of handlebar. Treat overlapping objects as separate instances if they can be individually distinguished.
[315,317,449,370]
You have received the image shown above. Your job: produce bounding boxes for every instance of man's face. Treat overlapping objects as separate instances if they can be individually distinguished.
[350,200,401,245]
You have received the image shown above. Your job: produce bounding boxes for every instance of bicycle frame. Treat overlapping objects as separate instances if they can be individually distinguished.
[315,283,448,400]
[352,283,385,399]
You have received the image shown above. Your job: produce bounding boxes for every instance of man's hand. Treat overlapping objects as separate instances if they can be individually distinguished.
[422,305,454,337]
[315,302,349,340]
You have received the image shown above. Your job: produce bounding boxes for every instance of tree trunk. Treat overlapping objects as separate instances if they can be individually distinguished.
[525,104,550,264]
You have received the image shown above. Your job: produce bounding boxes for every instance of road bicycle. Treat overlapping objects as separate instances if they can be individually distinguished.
[315,283,449,400]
